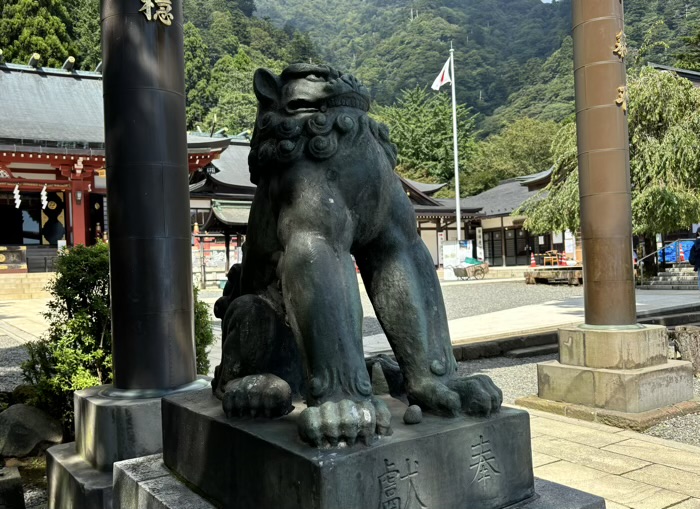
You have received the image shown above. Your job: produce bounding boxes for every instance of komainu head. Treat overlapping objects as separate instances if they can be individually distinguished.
[248,63,397,182]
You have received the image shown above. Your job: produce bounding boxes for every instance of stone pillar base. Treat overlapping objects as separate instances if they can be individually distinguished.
[536,359,693,413]
[46,379,210,509]
[114,454,606,509]
[518,324,697,427]
[74,385,166,471]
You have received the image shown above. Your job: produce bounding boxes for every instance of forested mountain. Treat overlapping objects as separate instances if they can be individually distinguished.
[255,0,700,131]
[256,0,572,117]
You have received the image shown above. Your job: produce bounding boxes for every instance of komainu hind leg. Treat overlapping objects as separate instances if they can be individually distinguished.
[356,234,503,419]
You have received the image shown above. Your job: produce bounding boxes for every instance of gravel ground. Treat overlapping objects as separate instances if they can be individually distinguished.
[0,334,29,392]
[457,353,700,448]
[360,281,584,336]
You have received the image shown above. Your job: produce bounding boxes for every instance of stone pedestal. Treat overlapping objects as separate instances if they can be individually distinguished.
[115,454,604,509]
[46,380,209,509]
[517,324,700,428]
[135,389,606,509]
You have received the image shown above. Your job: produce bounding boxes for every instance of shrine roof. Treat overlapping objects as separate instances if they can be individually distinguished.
[210,139,255,189]
[456,172,547,218]
[403,179,446,195]
[207,200,251,227]
[0,62,230,155]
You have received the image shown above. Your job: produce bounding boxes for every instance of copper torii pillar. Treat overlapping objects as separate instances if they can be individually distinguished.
[574,0,636,326]
[516,0,697,424]
[101,0,197,390]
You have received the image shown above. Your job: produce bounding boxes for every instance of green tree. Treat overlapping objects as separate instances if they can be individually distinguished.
[0,0,76,67]
[518,67,700,236]
[69,0,101,70]
[467,117,560,195]
[373,86,477,188]
[674,20,700,71]
[184,22,214,128]
[482,37,575,136]
[206,11,241,63]
[287,30,318,64]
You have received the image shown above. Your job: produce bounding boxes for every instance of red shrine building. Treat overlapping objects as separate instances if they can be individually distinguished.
[0,59,228,271]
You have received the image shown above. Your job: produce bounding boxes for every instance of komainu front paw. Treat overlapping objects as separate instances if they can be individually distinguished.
[447,375,503,417]
[222,374,293,418]
[298,397,392,447]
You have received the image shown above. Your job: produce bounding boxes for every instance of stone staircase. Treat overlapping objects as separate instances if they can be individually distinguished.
[638,263,698,290]
[0,272,53,300]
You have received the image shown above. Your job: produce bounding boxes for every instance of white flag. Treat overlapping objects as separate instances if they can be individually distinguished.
[431,57,452,91]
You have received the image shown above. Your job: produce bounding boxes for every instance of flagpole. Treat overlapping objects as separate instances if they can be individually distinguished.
[449,43,461,241]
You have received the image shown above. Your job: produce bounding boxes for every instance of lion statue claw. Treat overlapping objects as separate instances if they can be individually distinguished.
[213,64,502,447]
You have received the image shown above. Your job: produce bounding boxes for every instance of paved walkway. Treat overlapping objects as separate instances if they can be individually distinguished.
[1,288,699,508]
[363,288,700,354]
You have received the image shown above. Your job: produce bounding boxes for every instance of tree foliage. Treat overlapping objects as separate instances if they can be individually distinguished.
[518,68,700,236]
[0,0,76,67]
[467,117,559,196]
[373,86,476,189]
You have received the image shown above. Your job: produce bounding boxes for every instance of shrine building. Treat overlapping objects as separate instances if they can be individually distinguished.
[0,58,228,271]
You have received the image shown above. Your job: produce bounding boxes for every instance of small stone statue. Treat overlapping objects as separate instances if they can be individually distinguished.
[213,64,502,447]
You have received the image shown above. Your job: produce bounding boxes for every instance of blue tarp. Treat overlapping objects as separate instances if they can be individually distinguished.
[658,241,694,263]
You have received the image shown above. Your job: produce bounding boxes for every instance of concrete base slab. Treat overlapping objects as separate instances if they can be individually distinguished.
[46,443,112,509]
[114,454,605,509]
[537,359,694,413]
[0,466,25,509]
[515,395,700,431]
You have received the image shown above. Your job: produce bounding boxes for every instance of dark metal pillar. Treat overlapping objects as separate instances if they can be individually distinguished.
[573,0,636,325]
[101,0,196,389]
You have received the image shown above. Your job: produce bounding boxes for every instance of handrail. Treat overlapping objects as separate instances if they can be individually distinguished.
[638,239,683,264]
[638,238,694,285]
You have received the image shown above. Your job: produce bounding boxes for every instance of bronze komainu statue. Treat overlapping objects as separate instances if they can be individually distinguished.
[213,63,502,447]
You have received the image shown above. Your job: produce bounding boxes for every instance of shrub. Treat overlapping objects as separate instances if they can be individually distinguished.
[21,243,214,438]
[194,286,215,376]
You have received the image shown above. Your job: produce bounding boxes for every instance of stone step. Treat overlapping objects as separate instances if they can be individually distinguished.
[0,274,54,300]
[0,284,50,294]
[639,311,700,327]
[650,276,698,283]
[0,272,53,279]
[638,284,698,290]
[504,344,559,358]
[0,292,51,301]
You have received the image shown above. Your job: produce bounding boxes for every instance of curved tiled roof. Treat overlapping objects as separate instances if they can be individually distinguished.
[210,140,255,189]
[0,62,230,154]
[403,178,447,195]
[0,63,104,146]
[458,176,545,217]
